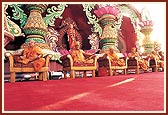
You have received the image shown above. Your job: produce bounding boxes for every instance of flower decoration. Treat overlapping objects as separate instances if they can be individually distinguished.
[94,5,120,18]
[138,20,153,28]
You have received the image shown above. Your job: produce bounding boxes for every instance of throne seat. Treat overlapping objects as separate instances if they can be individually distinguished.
[127,57,150,74]
[98,53,128,76]
[60,54,98,78]
[5,52,52,83]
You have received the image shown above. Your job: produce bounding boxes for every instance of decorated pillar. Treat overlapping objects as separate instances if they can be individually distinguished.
[139,20,154,55]
[94,5,120,52]
[4,4,22,47]
[139,7,154,55]
[22,4,50,49]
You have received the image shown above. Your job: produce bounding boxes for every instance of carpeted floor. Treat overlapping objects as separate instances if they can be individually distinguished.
[3,72,165,113]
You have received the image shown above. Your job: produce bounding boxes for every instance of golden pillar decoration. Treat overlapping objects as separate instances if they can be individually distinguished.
[94,5,120,53]
[22,4,50,49]
[140,23,154,55]
[139,7,154,55]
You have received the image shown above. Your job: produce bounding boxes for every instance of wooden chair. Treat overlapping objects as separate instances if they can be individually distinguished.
[149,58,160,72]
[60,54,98,78]
[97,53,128,76]
[5,52,52,83]
[127,57,140,74]
[127,57,149,74]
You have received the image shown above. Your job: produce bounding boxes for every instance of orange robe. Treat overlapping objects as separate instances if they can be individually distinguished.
[148,53,164,70]
[67,28,77,49]
[70,49,94,63]
[107,52,125,66]
[17,46,45,71]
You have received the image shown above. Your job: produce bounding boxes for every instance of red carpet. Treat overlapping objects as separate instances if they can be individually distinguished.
[3,72,165,112]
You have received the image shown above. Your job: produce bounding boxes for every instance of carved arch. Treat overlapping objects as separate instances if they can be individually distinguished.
[116,4,141,53]
[57,17,83,50]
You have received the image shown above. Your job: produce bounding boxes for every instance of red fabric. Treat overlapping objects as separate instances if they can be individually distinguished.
[49,61,63,72]
[4,72,164,111]
[98,67,107,77]
[121,16,137,53]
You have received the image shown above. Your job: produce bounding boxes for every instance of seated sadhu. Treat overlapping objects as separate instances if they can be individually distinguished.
[106,47,125,66]
[147,50,164,71]
[70,41,94,63]
[128,47,148,71]
[17,40,45,71]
